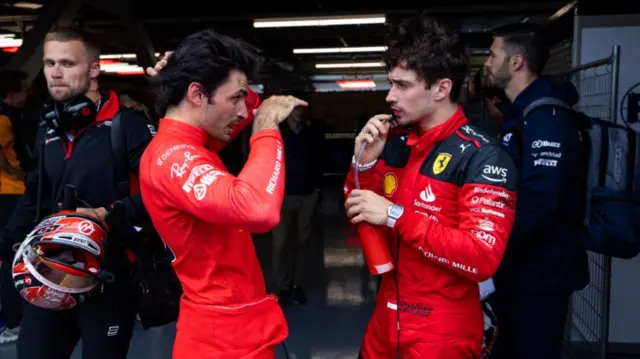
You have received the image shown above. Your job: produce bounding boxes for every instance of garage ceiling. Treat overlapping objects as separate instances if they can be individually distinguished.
[0,0,573,85]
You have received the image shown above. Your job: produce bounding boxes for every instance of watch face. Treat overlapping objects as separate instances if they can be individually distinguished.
[389,205,403,218]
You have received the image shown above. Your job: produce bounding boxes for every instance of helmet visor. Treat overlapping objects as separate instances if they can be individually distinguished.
[25,245,98,292]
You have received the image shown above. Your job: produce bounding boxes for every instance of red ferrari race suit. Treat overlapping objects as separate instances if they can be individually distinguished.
[139,93,288,359]
[345,107,518,359]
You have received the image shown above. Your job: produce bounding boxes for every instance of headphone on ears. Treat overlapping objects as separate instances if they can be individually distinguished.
[42,95,96,132]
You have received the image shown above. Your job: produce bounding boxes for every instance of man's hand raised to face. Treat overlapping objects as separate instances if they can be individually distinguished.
[253,96,308,133]
[355,114,393,165]
[145,51,173,77]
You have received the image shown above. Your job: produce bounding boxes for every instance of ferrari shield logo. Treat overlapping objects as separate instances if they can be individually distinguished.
[432,153,452,175]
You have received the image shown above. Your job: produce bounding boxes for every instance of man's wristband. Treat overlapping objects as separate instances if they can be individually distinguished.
[352,156,377,172]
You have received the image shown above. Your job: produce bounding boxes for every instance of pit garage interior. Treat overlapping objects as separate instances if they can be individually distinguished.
[0,0,639,358]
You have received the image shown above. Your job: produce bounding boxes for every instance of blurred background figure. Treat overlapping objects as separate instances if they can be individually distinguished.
[0,69,29,346]
[462,68,509,136]
[0,69,29,210]
[483,85,511,135]
[462,69,486,128]
[119,93,153,121]
[272,101,325,306]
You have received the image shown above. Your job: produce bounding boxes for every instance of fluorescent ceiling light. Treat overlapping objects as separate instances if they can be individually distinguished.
[12,2,43,9]
[294,46,387,54]
[100,53,138,60]
[254,15,385,28]
[0,45,163,59]
[0,38,22,48]
[337,80,376,89]
[100,53,162,60]
[312,73,388,81]
[316,62,384,69]
[101,65,144,75]
[549,0,577,20]
[304,47,488,56]
[99,60,144,75]
[314,81,389,93]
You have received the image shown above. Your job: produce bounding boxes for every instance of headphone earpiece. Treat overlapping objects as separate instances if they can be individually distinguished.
[42,95,97,131]
[42,101,59,129]
[62,97,96,125]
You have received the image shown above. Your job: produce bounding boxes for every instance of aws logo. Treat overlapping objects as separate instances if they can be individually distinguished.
[482,165,508,183]
[383,172,398,197]
[432,153,452,175]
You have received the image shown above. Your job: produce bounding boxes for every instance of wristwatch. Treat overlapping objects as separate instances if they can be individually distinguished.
[386,204,405,228]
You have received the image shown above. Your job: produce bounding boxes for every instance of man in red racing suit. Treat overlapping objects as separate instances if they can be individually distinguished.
[139,30,307,359]
[344,16,518,358]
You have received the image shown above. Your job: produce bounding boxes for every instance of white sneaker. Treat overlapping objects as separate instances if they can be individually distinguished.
[0,326,19,344]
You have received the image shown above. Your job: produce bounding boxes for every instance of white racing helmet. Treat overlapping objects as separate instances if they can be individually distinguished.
[12,211,112,310]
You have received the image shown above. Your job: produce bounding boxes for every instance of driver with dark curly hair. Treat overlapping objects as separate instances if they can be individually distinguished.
[344,15,518,359]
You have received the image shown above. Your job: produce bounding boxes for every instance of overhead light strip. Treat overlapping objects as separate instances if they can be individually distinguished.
[0,41,163,60]
[337,80,376,89]
[0,38,22,48]
[100,53,138,60]
[316,62,384,69]
[99,53,162,60]
[254,15,385,28]
[549,0,577,20]
[294,46,387,54]
[99,60,145,75]
[298,46,489,56]
[312,74,388,81]
[12,2,43,9]
[100,64,145,75]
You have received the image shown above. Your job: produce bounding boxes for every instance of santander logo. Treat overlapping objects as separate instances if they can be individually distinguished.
[420,184,436,203]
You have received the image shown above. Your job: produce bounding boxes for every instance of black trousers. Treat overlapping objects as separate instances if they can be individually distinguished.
[0,259,23,329]
[0,194,23,329]
[17,275,137,359]
[0,194,21,228]
[271,192,319,291]
[488,291,570,359]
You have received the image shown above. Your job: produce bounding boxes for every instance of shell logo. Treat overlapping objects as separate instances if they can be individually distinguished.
[383,172,398,197]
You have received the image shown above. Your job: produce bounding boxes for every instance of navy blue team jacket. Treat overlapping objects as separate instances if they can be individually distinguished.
[495,76,589,294]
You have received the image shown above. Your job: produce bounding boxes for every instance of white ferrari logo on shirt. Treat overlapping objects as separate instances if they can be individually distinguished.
[194,184,207,201]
